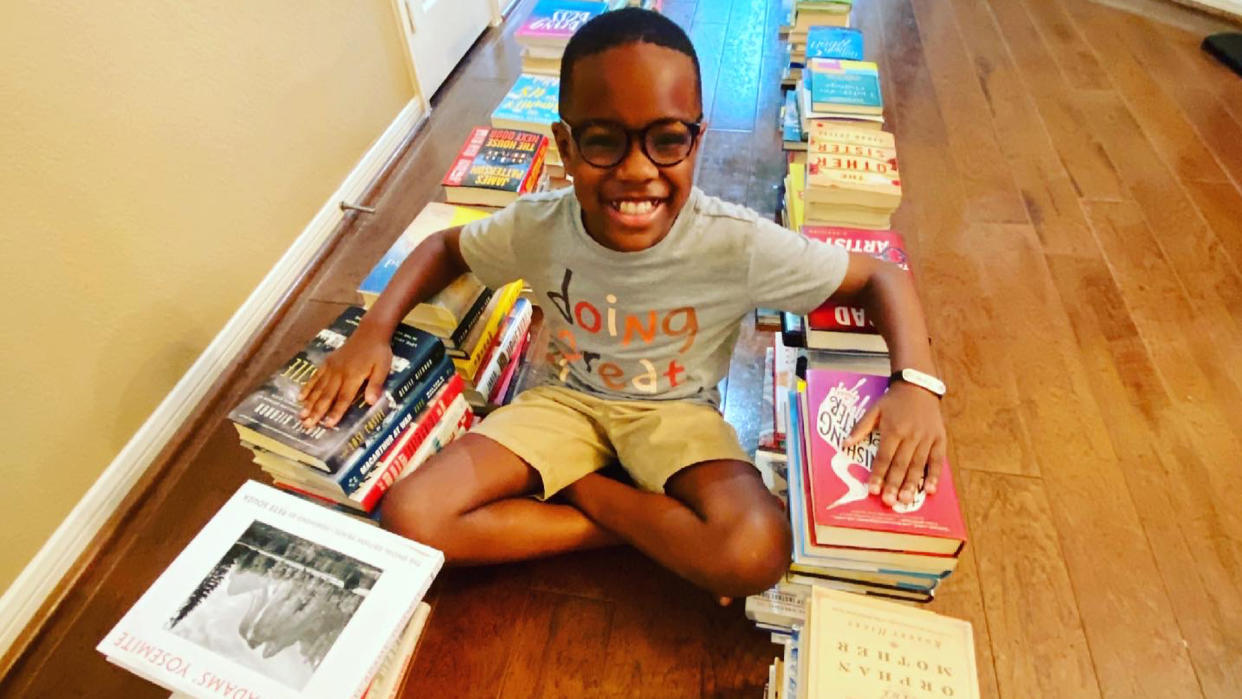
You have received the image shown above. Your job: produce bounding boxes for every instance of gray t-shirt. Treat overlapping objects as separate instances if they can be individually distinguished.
[459,186,849,406]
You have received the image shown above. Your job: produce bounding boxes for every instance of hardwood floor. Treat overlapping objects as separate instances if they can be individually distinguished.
[3,0,1241,696]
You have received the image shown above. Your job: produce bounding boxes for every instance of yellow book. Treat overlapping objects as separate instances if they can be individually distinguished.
[787,155,807,232]
[805,587,980,698]
[453,280,523,381]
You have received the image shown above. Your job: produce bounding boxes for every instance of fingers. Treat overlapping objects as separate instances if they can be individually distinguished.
[299,370,321,403]
[880,439,916,506]
[845,404,880,447]
[926,437,947,495]
[898,439,933,504]
[301,373,343,429]
[868,432,899,496]
[325,372,369,428]
[363,361,388,405]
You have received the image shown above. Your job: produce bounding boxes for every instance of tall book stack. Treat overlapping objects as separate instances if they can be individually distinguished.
[491,74,567,180]
[515,0,608,76]
[98,481,444,699]
[227,306,473,515]
[804,121,900,229]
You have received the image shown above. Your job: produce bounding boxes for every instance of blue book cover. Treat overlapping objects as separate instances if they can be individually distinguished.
[491,74,560,126]
[808,59,882,111]
[806,26,863,61]
[781,89,803,143]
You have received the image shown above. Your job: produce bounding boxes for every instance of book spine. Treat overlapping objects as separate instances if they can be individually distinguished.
[354,375,466,511]
[449,287,495,350]
[333,356,455,493]
[519,136,550,193]
[489,330,529,404]
[474,298,533,403]
[454,281,522,380]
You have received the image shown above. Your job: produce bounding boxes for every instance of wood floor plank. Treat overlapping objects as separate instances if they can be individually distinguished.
[908,0,1029,224]
[1012,0,1113,91]
[1045,252,1241,698]
[1155,24,1242,127]
[962,470,1100,698]
[981,0,1127,202]
[1059,0,1231,187]
[968,221,1202,697]
[496,590,614,698]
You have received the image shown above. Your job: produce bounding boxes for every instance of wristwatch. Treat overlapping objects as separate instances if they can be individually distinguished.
[890,368,946,398]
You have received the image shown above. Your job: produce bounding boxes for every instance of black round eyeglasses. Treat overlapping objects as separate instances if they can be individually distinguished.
[560,118,704,169]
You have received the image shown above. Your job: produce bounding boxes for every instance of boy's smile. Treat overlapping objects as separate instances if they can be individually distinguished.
[553,42,703,253]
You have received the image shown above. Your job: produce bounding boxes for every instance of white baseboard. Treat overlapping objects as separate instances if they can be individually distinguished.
[0,97,428,663]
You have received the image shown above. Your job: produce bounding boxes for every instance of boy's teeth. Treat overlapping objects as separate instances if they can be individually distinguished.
[616,199,658,215]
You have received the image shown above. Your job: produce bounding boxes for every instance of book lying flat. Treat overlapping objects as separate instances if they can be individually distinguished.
[98,481,443,699]
[441,127,548,208]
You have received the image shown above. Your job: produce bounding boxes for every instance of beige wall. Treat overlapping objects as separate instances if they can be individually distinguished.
[0,1,415,591]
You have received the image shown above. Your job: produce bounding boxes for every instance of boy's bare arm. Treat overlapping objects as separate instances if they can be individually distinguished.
[829,253,948,506]
[299,226,471,428]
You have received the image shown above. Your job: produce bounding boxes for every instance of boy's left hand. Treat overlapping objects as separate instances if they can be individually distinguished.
[843,382,947,507]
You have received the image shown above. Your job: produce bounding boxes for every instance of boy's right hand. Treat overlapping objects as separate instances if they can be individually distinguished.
[298,327,393,429]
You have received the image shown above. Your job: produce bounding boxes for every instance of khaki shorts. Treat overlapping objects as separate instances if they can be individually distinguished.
[470,385,752,499]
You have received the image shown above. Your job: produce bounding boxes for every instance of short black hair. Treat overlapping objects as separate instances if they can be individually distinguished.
[558,8,702,116]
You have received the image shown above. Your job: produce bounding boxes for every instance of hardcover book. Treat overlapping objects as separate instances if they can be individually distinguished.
[805,26,863,61]
[98,481,443,699]
[807,58,882,115]
[803,368,966,556]
[801,228,909,353]
[441,127,549,207]
[516,0,607,46]
[228,307,446,473]
[805,587,980,698]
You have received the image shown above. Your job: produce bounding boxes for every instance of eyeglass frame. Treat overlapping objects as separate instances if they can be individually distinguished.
[557,117,706,169]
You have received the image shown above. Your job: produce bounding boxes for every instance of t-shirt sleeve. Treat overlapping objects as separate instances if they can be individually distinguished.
[457,202,524,289]
[747,218,851,314]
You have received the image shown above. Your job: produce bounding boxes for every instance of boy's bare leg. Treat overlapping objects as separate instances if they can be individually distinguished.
[380,434,621,563]
[560,461,791,599]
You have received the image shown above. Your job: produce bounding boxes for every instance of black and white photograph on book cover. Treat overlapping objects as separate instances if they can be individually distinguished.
[164,520,383,691]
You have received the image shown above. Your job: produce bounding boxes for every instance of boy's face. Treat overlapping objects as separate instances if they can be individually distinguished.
[553,42,703,253]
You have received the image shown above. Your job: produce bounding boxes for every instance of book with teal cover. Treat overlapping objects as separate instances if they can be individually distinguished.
[492,74,560,127]
[517,0,607,43]
[782,89,804,144]
[808,59,881,113]
[806,27,863,61]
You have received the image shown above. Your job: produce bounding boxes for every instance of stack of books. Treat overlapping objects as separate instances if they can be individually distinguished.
[515,0,608,76]
[98,481,443,698]
[796,58,884,133]
[781,0,853,45]
[491,74,567,180]
[227,306,472,515]
[803,122,900,229]
[756,587,981,698]
[784,23,864,87]
[441,126,550,208]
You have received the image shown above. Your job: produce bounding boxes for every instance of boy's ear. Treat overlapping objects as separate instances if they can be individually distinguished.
[551,121,575,165]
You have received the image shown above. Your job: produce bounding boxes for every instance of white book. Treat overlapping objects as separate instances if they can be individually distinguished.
[99,481,444,699]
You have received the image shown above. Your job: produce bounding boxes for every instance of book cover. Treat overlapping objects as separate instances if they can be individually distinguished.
[516,0,606,43]
[804,368,966,554]
[805,26,863,61]
[805,587,980,698]
[491,74,560,129]
[780,89,804,147]
[98,481,443,699]
[802,228,908,344]
[454,280,524,381]
[807,59,882,113]
[227,308,446,472]
[358,203,491,302]
[441,127,548,194]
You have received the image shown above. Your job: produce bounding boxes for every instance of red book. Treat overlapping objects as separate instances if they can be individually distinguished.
[802,227,910,353]
[803,367,966,556]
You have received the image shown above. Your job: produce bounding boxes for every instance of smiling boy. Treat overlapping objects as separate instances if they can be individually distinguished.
[298,9,947,599]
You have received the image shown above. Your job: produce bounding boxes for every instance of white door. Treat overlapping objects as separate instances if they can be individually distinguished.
[393,0,493,101]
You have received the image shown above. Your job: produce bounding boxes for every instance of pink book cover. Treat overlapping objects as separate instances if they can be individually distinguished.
[802,227,909,334]
[804,367,966,552]
[516,0,606,42]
